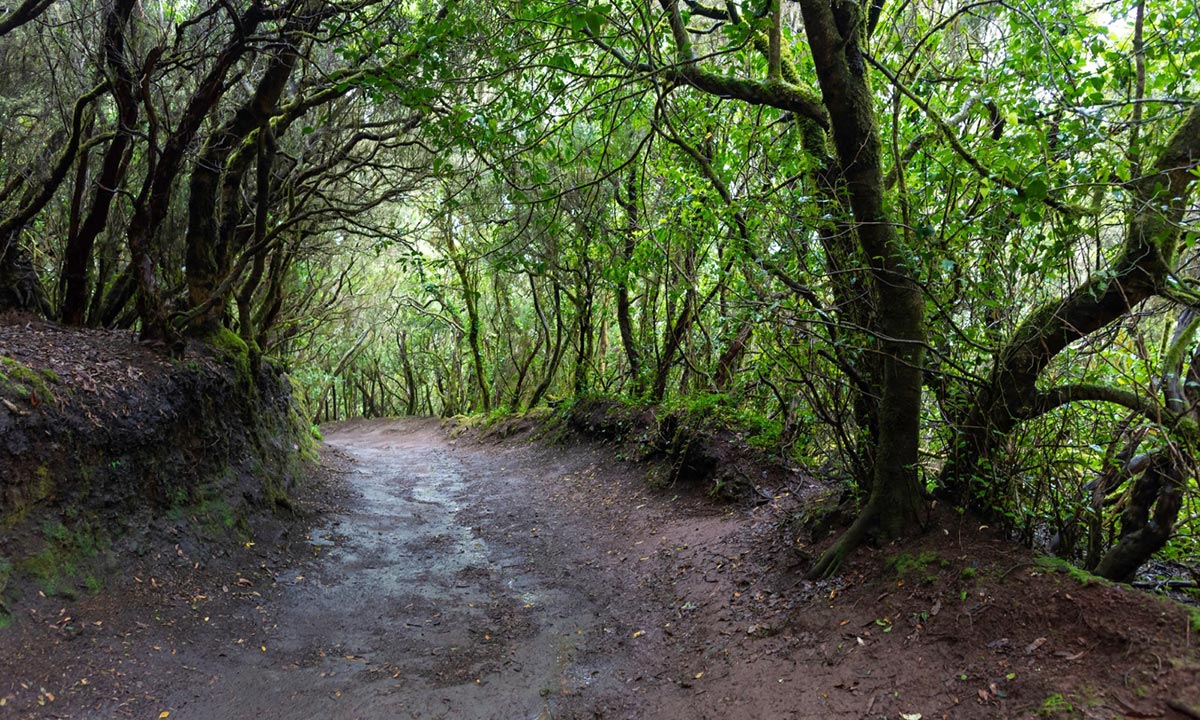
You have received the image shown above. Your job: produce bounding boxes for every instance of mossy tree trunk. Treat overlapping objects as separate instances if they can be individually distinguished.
[799,0,925,576]
[183,9,315,336]
[602,0,927,572]
[444,222,491,414]
[613,169,645,396]
[58,0,138,326]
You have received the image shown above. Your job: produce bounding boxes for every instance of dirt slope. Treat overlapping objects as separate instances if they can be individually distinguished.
[1,418,1197,719]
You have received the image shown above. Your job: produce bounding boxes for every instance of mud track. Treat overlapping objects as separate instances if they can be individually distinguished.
[159,417,702,719]
[5,417,1199,719]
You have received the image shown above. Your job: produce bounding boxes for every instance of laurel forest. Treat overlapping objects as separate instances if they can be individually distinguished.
[2,0,1198,582]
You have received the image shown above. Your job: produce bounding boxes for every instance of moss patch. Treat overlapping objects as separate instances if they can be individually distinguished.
[0,556,12,596]
[0,356,57,403]
[14,517,109,599]
[1037,692,1076,717]
[2,465,55,529]
[1035,556,1112,587]
[887,550,941,577]
[206,327,253,387]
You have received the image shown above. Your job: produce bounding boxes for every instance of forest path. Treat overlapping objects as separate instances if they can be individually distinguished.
[158,417,705,719]
[7,418,1197,719]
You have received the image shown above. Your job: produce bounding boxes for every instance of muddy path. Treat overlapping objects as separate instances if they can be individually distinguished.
[4,417,1199,719]
[156,417,701,720]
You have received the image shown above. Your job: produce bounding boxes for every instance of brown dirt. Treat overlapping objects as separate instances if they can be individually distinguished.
[2,417,1198,719]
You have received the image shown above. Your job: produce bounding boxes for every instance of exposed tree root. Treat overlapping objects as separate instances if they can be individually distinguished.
[807,503,879,579]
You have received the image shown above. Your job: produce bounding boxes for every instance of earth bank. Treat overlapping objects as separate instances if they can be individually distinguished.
[0,316,314,624]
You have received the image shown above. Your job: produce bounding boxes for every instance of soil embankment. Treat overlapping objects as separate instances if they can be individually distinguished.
[0,318,313,624]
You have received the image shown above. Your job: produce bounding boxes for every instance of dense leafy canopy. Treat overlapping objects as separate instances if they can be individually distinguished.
[1,0,1198,580]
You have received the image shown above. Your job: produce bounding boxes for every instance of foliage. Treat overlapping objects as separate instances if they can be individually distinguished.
[2,0,1199,581]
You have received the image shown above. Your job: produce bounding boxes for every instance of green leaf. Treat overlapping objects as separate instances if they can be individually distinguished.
[1025,178,1048,201]
[583,8,605,36]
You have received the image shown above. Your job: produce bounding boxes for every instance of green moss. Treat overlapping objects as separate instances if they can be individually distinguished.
[0,357,56,403]
[206,327,254,387]
[285,403,318,460]
[2,466,55,529]
[35,465,51,491]
[887,550,940,577]
[0,557,11,626]
[42,520,71,544]
[14,516,109,598]
[183,480,251,539]
[1036,556,1111,587]
[199,496,237,531]
[0,556,12,595]
[84,575,103,595]
[960,566,978,580]
[209,326,249,356]
[20,548,78,597]
[1038,693,1075,717]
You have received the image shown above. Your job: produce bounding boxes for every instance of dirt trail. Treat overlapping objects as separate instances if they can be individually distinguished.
[157,417,651,719]
[4,417,1199,719]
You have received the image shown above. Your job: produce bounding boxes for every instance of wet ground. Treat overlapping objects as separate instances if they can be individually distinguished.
[158,418,643,719]
[3,417,1199,719]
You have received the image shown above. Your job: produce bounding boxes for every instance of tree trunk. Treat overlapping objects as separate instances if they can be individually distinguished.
[614,170,644,394]
[444,222,491,413]
[185,15,308,335]
[802,0,926,576]
[528,278,567,408]
[60,0,138,325]
[1094,451,1186,582]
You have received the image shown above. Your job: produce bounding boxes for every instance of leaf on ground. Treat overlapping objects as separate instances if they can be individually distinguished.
[1025,637,1047,654]
[631,630,645,638]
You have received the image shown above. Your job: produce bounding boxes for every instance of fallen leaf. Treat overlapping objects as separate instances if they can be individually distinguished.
[632,630,645,638]
[159,712,170,719]
[901,714,922,720]
[694,672,704,679]
[1025,637,1047,654]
